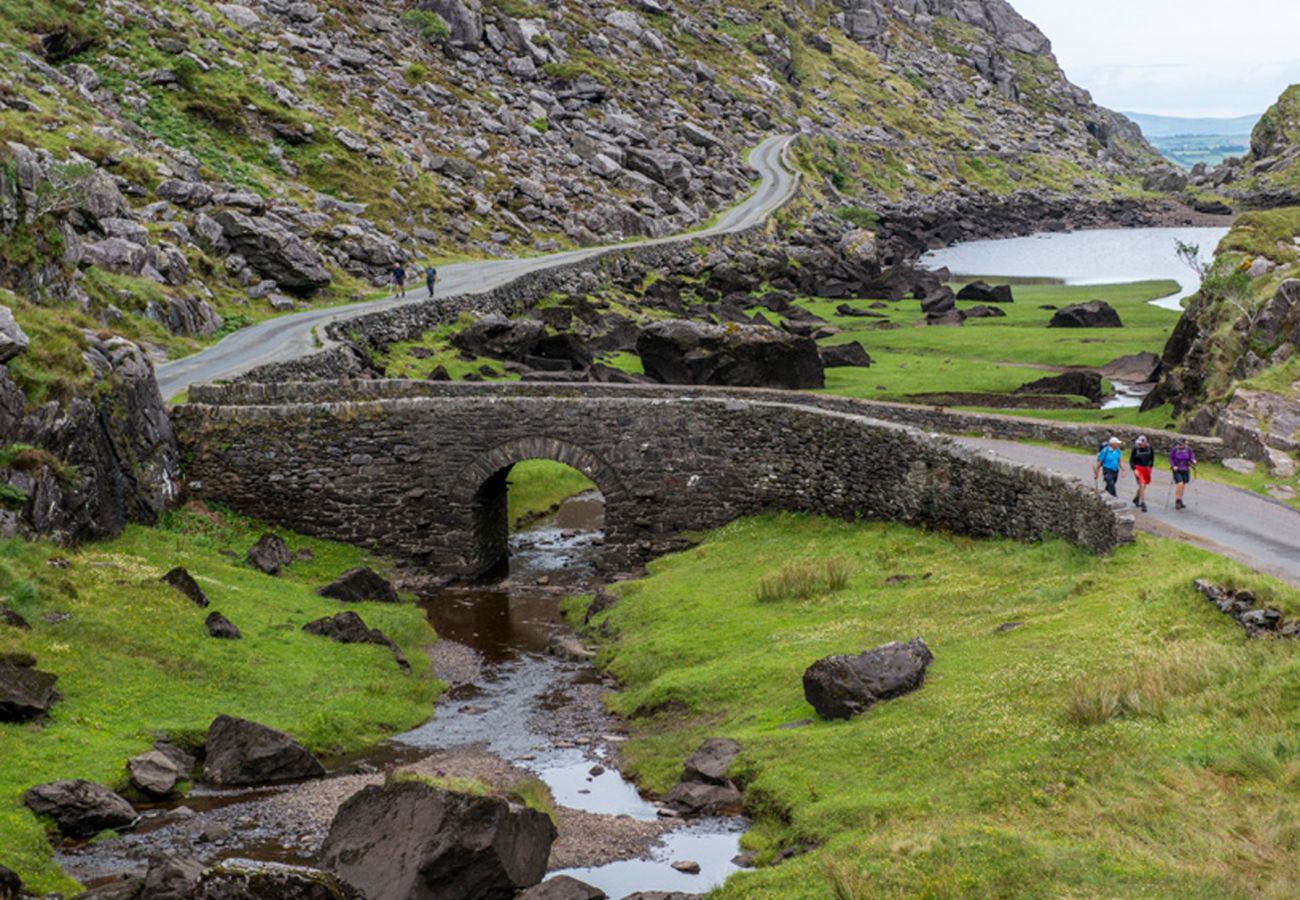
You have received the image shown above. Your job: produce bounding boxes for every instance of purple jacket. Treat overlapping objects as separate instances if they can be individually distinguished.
[1169,444,1196,471]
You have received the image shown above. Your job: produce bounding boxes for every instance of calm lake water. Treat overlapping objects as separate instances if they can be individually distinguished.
[921,226,1232,311]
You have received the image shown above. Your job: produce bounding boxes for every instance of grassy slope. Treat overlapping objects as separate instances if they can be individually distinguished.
[572,514,1300,899]
[0,505,440,894]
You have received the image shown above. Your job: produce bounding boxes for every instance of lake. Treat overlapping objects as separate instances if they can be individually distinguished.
[921,226,1232,311]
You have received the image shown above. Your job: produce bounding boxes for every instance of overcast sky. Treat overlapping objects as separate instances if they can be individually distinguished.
[1008,0,1300,119]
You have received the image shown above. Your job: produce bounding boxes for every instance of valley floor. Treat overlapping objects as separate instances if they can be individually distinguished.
[570,514,1300,899]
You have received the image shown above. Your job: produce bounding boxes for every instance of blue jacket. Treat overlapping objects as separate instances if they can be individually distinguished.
[1097,446,1123,472]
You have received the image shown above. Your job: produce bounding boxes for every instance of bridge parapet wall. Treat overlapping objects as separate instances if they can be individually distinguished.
[188,380,1232,463]
[174,386,1134,576]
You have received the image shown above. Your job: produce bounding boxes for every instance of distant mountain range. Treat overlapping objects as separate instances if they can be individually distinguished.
[1124,111,1260,138]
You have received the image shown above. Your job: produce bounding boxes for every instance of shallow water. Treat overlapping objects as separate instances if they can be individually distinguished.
[921,226,1231,311]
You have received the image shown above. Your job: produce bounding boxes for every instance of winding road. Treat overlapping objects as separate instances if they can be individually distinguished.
[960,438,1300,587]
[156,134,800,399]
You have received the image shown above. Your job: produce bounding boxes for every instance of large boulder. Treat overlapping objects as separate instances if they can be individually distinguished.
[956,281,1014,303]
[127,750,182,798]
[1048,301,1123,329]
[637,320,824,390]
[319,781,557,900]
[662,780,743,816]
[142,852,205,900]
[214,210,331,293]
[202,715,325,786]
[317,568,399,603]
[819,342,873,368]
[418,0,484,46]
[1099,351,1161,384]
[190,864,361,899]
[162,566,209,607]
[247,533,292,575]
[802,637,934,720]
[1014,371,1105,404]
[22,780,138,838]
[303,612,409,670]
[0,659,59,722]
[682,738,741,786]
[450,314,546,362]
[624,148,691,193]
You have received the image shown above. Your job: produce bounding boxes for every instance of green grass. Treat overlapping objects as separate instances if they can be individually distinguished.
[571,514,1300,898]
[0,504,440,894]
[811,280,1185,427]
[507,460,597,530]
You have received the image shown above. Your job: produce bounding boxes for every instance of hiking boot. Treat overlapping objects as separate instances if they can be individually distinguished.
[1140,503,1148,513]
[1132,495,1141,507]
[1175,499,1185,510]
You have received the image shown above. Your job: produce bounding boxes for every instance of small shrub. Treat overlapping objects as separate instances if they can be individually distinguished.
[172,56,200,92]
[402,10,450,41]
[833,206,880,230]
[528,117,549,133]
[756,557,851,603]
[403,62,429,84]
[0,483,28,511]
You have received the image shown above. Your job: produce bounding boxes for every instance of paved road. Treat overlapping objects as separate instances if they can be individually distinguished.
[156,134,799,399]
[960,438,1300,587]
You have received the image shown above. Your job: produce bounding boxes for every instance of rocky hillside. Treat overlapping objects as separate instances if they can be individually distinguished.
[1185,84,1300,209]
[0,1,1166,353]
[1144,207,1300,476]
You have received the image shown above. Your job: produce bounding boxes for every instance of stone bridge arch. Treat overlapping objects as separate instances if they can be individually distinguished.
[448,436,628,575]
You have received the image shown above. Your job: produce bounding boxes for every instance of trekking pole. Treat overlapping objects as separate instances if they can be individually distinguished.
[1164,478,1173,510]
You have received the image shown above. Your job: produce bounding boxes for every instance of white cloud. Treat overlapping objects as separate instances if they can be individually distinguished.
[1007,0,1300,117]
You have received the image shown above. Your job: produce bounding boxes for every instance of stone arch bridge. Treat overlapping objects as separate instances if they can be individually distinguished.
[174,382,1131,577]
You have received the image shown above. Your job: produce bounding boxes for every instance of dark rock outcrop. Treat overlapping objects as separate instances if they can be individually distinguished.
[205,611,243,640]
[317,568,399,603]
[190,864,361,899]
[1048,301,1123,329]
[0,659,59,722]
[214,210,331,294]
[302,611,409,670]
[22,779,138,838]
[637,320,824,390]
[803,637,934,720]
[957,281,1013,303]
[682,738,741,785]
[1195,579,1298,639]
[162,566,209,607]
[1015,371,1104,404]
[319,780,557,900]
[202,715,325,786]
[0,334,179,545]
[246,533,292,575]
[819,342,874,368]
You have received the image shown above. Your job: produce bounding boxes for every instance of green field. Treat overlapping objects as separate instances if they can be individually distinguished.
[0,506,441,894]
[508,460,598,529]
[572,514,1300,899]
[806,279,1183,425]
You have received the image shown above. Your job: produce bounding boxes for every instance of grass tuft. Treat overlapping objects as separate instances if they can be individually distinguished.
[1064,641,1239,726]
[756,557,851,603]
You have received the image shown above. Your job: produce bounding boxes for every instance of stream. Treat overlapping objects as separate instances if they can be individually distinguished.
[60,494,746,898]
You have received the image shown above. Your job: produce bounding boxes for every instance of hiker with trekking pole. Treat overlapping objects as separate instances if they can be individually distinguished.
[1168,437,1198,511]
[1130,435,1155,513]
[1094,436,1125,498]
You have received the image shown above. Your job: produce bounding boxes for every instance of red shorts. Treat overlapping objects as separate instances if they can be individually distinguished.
[1134,466,1153,486]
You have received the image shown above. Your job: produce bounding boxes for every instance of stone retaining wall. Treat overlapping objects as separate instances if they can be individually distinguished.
[175,382,1134,577]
